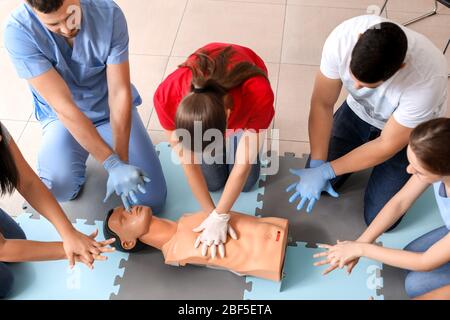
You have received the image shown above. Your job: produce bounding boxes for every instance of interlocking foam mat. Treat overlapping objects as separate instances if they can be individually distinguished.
[13,145,443,300]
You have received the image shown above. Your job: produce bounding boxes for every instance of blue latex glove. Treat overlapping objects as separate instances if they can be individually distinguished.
[309,159,325,169]
[103,154,150,211]
[286,161,339,213]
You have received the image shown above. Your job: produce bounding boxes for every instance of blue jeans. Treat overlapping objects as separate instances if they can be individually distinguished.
[201,132,261,192]
[0,208,26,298]
[404,226,450,298]
[316,101,411,228]
[37,109,167,213]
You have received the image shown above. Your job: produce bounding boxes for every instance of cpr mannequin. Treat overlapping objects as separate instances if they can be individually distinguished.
[104,206,289,282]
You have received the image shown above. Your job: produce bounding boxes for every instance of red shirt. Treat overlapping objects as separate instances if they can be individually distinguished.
[153,43,275,132]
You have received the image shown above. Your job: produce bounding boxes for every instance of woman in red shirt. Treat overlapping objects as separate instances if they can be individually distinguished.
[154,43,274,259]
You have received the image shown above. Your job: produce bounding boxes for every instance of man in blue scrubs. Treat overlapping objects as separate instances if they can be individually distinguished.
[4,0,167,212]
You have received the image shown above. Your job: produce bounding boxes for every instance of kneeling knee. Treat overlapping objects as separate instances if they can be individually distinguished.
[41,176,83,202]
[0,265,14,299]
[405,272,426,299]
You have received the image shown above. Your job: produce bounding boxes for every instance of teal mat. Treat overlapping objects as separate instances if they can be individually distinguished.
[378,187,444,249]
[155,143,266,220]
[7,143,267,300]
[244,242,383,300]
[8,214,129,300]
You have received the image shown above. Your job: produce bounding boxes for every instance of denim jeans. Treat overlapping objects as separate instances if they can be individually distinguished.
[0,208,26,298]
[404,226,450,298]
[308,101,411,228]
[201,132,261,193]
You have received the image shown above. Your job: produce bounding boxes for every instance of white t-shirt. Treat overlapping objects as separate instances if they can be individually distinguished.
[320,15,448,130]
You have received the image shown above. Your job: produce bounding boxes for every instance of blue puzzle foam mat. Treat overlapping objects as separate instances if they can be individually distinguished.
[244,242,383,300]
[155,143,266,221]
[8,213,129,300]
[378,187,444,249]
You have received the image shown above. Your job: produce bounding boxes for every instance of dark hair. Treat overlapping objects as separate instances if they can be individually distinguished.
[0,125,19,196]
[350,22,408,84]
[175,46,268,151]
[410,118,450,176]
[103,209,146,253]
[26,0,64,13]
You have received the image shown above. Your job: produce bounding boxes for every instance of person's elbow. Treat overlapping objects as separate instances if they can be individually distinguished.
[415,254,441,272]
[375,136,408,160]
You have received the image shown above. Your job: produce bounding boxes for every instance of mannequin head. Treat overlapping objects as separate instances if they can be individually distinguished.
[103,206,153,252]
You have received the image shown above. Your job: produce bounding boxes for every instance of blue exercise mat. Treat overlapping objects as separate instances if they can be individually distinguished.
[155,143,266,221]
[8,214,129,300]
[244,242,383,300]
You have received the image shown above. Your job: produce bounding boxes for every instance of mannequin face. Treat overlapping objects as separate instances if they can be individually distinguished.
[108,206,153,250]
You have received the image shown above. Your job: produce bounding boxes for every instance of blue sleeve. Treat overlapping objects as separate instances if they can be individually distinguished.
[3,24,52,79]
[106,6,129,65]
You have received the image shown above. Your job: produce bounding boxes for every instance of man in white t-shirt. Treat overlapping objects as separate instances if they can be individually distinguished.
[287,15,448,229]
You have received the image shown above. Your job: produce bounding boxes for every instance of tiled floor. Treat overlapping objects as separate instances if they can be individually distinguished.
[0,0,449,215]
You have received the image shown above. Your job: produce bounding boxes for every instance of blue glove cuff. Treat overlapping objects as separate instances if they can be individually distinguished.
[103,154,122,172]
[309,159,325,168]
[321,162,336,180]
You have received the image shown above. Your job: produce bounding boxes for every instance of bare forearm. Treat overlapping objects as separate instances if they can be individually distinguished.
[0,240,65,262]
[29,69,113,162]
[309,102,334,161]
[10,140,74,236]
[357,200,408,243]
[109,91,132,162]
[357,177,427,244]
[18,173,73,235]
[57,107,113,163]
[216,164,251,214]
[331,138,404,176]
[184,163,215,213]
[361,243,426,271]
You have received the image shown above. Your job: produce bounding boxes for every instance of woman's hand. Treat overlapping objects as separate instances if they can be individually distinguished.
[313,240,364,275]
[61,229,116,269]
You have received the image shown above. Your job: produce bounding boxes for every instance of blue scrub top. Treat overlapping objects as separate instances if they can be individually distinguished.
[3,0,141,125]
[434,182,450,230]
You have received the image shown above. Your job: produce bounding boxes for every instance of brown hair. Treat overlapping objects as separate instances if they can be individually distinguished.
[410,118,450,176]
[0,125,19,196]
[175,46,268,151]
[26,0,64,13]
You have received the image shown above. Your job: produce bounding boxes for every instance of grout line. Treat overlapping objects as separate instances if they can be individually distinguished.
[285,2,450,16]
[145,0,190,131]
[205,0,286,7]
[271,0,287,135]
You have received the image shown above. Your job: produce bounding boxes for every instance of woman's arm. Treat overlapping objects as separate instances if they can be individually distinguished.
[166,130,215,214]
[317,232,450,273]
[359,232,450,272]
[316,175,429,274]
[7,138,107,267]
[216,130,263,214]
[0,231,114,263]
[0,232,65,262]
[357,175,429,243]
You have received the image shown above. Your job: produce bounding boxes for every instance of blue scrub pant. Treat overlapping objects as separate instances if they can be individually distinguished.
[404,226,450,298]
[37,109,167,212]
[0,208,26,298]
